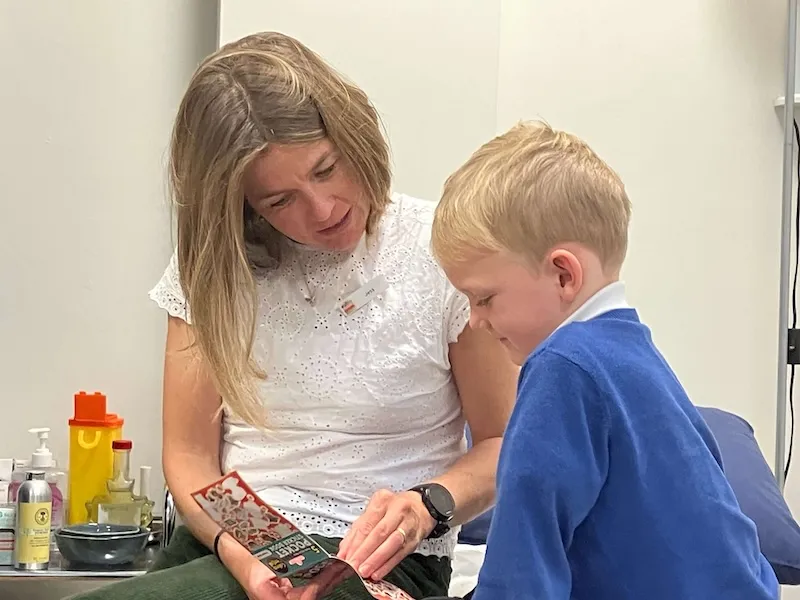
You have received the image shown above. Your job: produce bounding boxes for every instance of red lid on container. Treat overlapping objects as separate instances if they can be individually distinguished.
[68,391,124,428]
[112,440,132,451]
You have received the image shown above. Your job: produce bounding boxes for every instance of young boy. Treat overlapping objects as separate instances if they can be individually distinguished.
[430,121,778,599]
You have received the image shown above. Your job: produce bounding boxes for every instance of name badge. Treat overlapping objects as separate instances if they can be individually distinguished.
[339,274,388,317]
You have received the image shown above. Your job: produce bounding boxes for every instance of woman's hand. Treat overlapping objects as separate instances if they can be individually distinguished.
[231,542,347,600]
[241,560,293,600]
[224,547,287,600]
[337,489,436,581]
[219,538,289,600]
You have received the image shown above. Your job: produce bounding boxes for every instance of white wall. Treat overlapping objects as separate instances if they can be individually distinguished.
[0,0,218,506]
[219,0,502,203]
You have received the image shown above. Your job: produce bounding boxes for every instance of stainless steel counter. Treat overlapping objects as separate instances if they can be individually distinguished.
[0,547,156,599]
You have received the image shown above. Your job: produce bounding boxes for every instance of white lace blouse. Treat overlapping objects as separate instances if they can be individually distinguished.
[149,193,471,558]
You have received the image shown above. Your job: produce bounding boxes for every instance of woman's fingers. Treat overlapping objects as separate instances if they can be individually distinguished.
[367,543,411,582]
[347,509,405,574]
[337,527,355,558]
[244,556,292,600]
[338,489,394,561]
[357,526,411,579]
[249,578,290,600]
[341,490,435,579]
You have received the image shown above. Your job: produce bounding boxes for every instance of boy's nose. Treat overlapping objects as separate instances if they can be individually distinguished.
[469,311,488,330]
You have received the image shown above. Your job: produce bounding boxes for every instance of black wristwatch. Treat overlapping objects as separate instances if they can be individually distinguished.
[409,483,455,539]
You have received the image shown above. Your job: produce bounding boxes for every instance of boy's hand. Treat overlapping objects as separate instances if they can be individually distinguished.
[337,489,436,580]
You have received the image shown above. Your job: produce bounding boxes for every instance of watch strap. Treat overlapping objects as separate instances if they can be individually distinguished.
[409,484,453,539]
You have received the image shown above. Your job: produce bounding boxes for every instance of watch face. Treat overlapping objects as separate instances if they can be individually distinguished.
[428,484,455,519]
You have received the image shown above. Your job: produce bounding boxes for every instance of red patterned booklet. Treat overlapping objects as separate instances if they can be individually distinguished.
[192,471,416,600]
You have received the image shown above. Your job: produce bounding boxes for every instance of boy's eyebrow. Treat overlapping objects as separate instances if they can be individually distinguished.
[460,286,492,299]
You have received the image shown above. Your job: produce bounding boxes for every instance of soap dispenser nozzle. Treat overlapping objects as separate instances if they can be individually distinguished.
[28,427,54,468]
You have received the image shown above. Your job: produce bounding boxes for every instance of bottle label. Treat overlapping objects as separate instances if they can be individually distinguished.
[16,502,51,564]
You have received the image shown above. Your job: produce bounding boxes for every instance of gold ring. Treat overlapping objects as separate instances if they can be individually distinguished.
[396,527,408,544]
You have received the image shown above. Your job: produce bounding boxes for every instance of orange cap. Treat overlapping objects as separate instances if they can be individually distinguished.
[68,391,124,428]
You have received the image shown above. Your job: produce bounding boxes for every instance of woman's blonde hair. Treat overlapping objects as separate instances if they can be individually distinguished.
[431,120,631,273]
[169,32,391,427]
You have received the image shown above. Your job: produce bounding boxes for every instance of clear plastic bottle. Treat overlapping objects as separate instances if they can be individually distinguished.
[137,465,154,528]
[86,440,150,527]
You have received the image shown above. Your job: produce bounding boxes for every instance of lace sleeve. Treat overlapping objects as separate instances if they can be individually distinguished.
[148,250,192,324]
[444,282,470,344]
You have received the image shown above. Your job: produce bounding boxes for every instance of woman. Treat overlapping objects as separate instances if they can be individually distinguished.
[74,31,516,600]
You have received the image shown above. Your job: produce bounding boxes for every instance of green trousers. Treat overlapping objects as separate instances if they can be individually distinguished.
[66,526,451,600]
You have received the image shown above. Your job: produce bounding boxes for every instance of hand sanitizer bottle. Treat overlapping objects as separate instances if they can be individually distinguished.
[9,429,65,535]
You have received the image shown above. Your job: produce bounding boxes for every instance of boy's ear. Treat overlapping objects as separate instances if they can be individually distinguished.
[549,249,583,302]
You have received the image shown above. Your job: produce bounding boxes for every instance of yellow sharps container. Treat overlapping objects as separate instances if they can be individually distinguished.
[67,391,123,524]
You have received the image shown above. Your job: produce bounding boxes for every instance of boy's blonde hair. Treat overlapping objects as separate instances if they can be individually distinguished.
[431,120,631,273]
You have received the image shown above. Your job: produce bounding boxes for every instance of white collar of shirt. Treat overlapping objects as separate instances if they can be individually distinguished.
[555,280,631,332]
